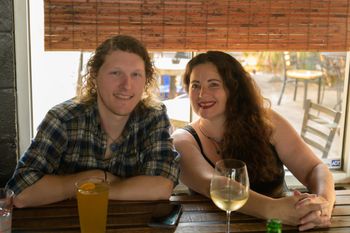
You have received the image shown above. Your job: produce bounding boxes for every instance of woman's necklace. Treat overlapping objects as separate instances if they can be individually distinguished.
[198,125,223,155]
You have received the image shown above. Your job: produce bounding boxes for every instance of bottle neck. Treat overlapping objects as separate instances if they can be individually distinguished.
[266,219,282,233]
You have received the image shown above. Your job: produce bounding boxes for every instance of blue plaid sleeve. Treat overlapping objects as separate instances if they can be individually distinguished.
[138,105,180,184]
[6,111,67,195]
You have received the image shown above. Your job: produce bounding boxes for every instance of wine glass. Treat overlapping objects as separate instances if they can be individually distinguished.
[210,159,249,233]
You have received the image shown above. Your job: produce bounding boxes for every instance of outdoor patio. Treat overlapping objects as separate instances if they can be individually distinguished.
[254,71,342,163]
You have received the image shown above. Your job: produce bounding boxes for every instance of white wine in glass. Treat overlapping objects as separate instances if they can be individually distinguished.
[210,159,249,233]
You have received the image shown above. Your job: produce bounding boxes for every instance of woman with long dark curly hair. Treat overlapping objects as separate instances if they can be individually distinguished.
[172,51,334,231]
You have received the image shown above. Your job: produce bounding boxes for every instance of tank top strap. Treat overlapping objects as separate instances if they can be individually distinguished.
[182,125,216,168]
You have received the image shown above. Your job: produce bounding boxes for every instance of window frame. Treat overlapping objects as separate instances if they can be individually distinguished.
[15,1,350,186]
[14,0,32,156]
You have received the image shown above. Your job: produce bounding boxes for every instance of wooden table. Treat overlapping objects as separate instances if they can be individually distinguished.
[12,190,350,232]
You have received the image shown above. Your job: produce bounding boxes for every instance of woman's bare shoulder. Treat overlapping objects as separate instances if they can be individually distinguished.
[268,108,293,128]
[172,122,201,148]
[172,127,194,144]
[267,108,301,146]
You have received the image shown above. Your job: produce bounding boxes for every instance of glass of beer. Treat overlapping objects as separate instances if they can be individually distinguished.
[210,159,249,233]
[76,177,109,233]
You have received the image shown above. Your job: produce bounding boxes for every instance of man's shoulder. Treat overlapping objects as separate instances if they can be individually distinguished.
[48,98,95,122]
[136,102,167,118]
[129,103,168,129]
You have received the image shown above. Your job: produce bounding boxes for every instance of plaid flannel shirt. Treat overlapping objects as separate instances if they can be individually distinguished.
[7,99,180,195]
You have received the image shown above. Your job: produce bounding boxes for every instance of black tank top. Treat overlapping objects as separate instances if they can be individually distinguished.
[183,125,288,197]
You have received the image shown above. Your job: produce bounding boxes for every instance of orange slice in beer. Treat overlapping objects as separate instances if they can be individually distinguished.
[79,182,96,191]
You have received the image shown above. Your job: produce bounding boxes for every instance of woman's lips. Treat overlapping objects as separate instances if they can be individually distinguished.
[198,101,215,109]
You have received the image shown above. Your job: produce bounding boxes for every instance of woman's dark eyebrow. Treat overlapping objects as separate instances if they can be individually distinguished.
[208,78,222,82]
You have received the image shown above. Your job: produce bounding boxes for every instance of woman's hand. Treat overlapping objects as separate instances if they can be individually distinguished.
[295,191,333,231]
[270,193,312,226]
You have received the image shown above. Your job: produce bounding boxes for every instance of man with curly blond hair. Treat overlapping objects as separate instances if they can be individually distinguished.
[7,35,179,207]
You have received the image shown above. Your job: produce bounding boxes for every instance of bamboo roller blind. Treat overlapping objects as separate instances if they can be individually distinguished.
[45,0,350,51]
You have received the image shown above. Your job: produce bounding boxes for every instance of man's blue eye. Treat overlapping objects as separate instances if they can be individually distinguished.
[131,72,144,78]
[112,71,121,76]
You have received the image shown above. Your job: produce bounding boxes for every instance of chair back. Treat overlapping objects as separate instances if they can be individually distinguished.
[282,51,297,68]
[170,119,189,128]
[169,119,189,134]
[281,51,299,79]
[301,99,341,158]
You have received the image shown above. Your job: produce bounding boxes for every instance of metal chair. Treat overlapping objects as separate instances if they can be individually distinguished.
[277,52,323,108]
[301,99,341,158]
[320,53,346,111]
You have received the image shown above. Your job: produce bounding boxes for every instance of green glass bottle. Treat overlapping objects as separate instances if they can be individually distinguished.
[266,219,282,233]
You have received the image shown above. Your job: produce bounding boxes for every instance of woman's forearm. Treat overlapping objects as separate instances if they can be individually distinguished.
[306,163,335,204]
[239,190,275,219]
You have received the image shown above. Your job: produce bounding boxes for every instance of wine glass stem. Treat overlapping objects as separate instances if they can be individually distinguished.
[226,210,231,233]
